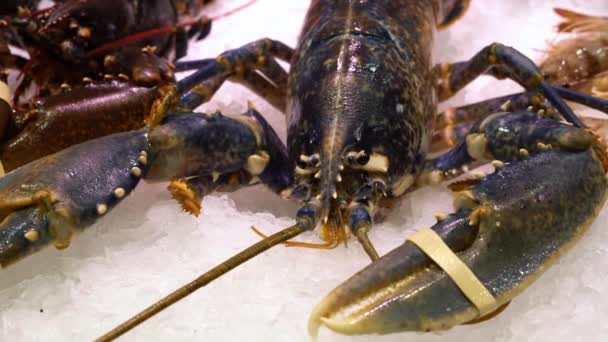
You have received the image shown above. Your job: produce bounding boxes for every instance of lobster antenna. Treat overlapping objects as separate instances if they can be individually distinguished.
[355,229,380,261]
[95,223,307,342]
[85,20,207,58]
[85,0,258,58]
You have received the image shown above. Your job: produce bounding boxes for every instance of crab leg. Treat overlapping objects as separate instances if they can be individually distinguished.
[310,124,608,335]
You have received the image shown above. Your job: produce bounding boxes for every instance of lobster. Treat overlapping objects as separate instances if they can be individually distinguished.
[0,0,212,107]
[540,8,608,99]
[0,0,223,170]
[1,3,602,342]
[0,0,40,15]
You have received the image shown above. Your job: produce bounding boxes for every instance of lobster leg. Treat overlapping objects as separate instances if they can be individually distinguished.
[167,173,243,217]
[435,43,585,127]
[434,87,608,137]
[176,39,293,111]
[174,17,213,61]
[310,124,608,336]
[236,67,289,111]
[175,56,288,111]
[173,59,214,71]
[552,85,608,113]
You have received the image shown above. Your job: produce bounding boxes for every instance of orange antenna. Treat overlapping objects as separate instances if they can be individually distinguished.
[251,214,346,250]
[251,223,342,249]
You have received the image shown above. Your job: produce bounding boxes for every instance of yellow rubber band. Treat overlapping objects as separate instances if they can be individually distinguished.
[407,228,497,316]
[0,81,11,105]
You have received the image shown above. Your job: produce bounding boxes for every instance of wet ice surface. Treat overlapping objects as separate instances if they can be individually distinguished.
[2,0,608,341]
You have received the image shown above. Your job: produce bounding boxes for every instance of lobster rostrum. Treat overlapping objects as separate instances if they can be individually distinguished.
[2,0,608,340]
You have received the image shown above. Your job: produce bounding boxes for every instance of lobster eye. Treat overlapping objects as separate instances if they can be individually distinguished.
[357,152,370,165]
[296,159,308,169]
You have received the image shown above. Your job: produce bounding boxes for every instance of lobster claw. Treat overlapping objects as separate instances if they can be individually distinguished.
[310,147,608,336]
[309,210,479,335]
[0,130,150,267]
[0,108,289,267]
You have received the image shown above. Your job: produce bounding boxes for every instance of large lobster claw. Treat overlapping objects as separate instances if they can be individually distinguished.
[0,130,149,267]
[0,107,289,267]
[310,146,608,336]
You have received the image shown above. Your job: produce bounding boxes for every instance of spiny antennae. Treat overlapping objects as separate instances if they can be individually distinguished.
[95,224,306,342]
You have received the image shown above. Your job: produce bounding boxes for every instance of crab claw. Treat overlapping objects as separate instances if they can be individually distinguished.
[310,148,608,336]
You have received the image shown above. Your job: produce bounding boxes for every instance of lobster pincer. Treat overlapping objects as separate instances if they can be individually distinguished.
[0,103,289,267]
[0,35,294,266]
[309,109,608,335]
[0,130,150,263]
